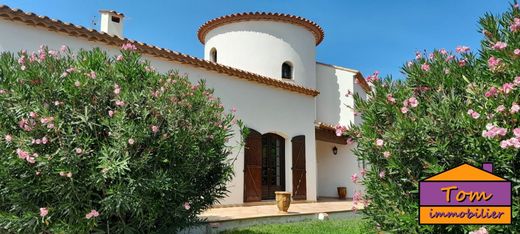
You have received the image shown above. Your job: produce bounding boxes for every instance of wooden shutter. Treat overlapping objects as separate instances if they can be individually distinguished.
[292,135,307,200]
[244,128,262,202]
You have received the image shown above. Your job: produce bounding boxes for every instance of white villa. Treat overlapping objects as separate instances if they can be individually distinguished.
[0,5,369,205]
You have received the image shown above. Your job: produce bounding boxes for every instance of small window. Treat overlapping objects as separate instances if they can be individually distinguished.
[210,48,217,63]
[111,16,120,23]
[282,62,293,79]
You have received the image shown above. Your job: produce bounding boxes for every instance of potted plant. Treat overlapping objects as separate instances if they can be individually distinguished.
[337,187,347,200]
[275,191,292,212]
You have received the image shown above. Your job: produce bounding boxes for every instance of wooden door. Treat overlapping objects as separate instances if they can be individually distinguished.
[244,129,262,202]
[292,135,307,200]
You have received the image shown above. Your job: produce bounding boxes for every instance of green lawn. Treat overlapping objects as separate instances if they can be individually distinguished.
[222,218,376,234]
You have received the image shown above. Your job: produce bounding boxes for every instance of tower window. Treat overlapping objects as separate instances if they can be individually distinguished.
[210,48,217,63]
[282,62,293,79]
[111,16,120,23]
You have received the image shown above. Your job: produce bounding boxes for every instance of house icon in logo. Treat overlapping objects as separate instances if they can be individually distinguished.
[419,163,511,225]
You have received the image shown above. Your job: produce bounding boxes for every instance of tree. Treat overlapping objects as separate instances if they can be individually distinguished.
[349,3,520,233]
[0,44,244,233]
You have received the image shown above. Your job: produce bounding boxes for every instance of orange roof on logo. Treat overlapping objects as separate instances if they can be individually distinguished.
[424,164,505,181]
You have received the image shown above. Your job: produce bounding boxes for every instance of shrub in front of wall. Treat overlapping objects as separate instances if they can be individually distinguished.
[348,3,520,233]
[0,44,244,233]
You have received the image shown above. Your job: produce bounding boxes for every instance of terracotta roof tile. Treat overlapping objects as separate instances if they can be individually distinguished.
[198,12,324,45]
[0,5,319,97]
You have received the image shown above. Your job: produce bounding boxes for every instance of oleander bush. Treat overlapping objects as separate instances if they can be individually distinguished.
[348,3,520,233]
[0,44,243,233]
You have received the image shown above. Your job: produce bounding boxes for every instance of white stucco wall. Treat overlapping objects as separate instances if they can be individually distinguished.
[203,21,317,89]
[316,63,365,127]
[0,20,318,205]
[316,140,362,198]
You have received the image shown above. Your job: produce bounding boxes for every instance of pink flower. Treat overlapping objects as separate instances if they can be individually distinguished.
[128,138,135,145]
[482,124,507,138]
[19,118,35,131]
[151,125,159,134]
[121,43,137,51]
[445,55,455,62]
[42,137,48,144]
[26,156,36,164]
[488,56,502,71]
[458,59,467,67]
[108,110,115,117]
[379,170,386,178]
[421,63,430,72]
[485,87,498,98]
[352,191,362,205]
[511,18,520,32]
[360,168,367,177]
[85,209,100,219]
[231,107,237,113]
[60,45,68,53]
[439,48,448,55]
[335,125,347,137]
[4,135,12,143]
[375,139,384,147]
[115,100,125,107]
[467,109,480,119]
[184,202,191,210]
[366,71,380,83]
[502,83,514,94]
[67,172,72,178]
[47,123,55,129]
[444,68,450,74]
[40,207,48,217]
[415,51,422,60]
[515,49,520,56]
[114,84,121,95]
[386,94,396,104]
[456,45,470,53]
[406,61,413,67]
[496,105,505,113]
[514,76,520,85]
[511,103,520,114]
[16,148,29,160]
[40,116,54,125]
[469,227,488,234]
[491,41,507,50]
[74,81,81,87]
[0,89,6,94]
[75,148,83,154]
[66,67,76,73]
[513,128,520,138]
[351,173,359,183]
[87,71,96,79]
[408,97,419,108]
[116,55,124,61]
[400,107,409,114]
[383,151,391,159]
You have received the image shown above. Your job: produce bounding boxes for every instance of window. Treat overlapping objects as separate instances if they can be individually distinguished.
[210,48,217,63]
[282,62,292,79]
[111,16,120,23]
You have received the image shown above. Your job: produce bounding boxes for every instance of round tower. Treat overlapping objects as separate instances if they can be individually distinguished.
[198,12,324,89]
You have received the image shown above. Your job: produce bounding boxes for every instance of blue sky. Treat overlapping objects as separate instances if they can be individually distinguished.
[0,0,510,79]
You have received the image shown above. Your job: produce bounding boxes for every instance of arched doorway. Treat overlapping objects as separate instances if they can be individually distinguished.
[261,133,285,200]
[244,129,285,202]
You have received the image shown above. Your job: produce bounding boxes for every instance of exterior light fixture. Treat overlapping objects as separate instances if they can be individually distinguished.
[332,146,338,155]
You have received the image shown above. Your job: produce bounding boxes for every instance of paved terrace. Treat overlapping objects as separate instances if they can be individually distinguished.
[199,199,364,222]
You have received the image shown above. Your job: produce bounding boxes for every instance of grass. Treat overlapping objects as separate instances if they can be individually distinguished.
[222,217,376,234]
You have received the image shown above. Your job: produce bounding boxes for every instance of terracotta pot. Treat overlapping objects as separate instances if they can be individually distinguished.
[337,187,347,200]
[275,191,291,212]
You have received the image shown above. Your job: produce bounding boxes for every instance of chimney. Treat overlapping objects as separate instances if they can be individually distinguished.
[99,10,125,38]
[482,163,493,173]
